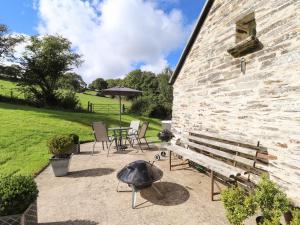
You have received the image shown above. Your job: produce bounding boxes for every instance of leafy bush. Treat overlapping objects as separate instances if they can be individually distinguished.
[57,91,81,110]
[221,186,257,225]
[0,175,38,216]
[255,174,289,222]
[69,133,79,144]
[290,209,300,225]
[260,217,281,225]
[130,96,172,119]
[48,135,74,158]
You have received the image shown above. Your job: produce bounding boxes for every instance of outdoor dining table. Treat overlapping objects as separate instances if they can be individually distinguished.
[108,127,132,151]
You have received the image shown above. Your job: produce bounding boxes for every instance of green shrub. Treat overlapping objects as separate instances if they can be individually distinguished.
[255,174,289,222]
[261,217,281,225]
[57,91,81,110]
[69,133,79,144]
[290,209,300,225]
[0,175,38,216]
[130,96,172,119]
[221,186,257,225]
[48,135,74,157]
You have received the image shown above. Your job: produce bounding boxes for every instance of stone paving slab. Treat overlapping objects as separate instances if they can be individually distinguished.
[36,142,257,225]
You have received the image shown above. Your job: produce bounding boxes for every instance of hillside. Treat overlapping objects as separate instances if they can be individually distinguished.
[0,79,161,176]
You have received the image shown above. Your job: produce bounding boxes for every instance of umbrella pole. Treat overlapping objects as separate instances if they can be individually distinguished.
[119,95,121,128]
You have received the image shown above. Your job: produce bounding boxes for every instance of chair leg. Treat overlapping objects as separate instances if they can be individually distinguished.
[211,171,214,201]
[169,150,172,171]
[102,141,104,150]
[106,141,108,149]
[92,141,96,155]
[137,139,143,152]
[107,141,113,157]
[144,138,150,149]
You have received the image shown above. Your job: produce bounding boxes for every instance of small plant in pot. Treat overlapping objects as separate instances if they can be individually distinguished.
[69,133,80,154]
[157,129,173,142]
[156,129,173,160]
[255,174,289,225]
[221,186,257,225]
[0,175,39,225]
[48,134,75,177]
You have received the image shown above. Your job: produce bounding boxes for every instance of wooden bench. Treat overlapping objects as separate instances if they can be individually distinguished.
[167,130,270,200]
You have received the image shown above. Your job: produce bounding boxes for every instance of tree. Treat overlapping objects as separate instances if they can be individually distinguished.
[0,64,22,81]
[0,24,23,61]
[88,78,108,91]
[19,35,82,106]
[106,78,122,88]
[59,72,86,92]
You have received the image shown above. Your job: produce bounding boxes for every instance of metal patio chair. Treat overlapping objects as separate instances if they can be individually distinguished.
[92,122,114,156]
[128,122,150,151]
[128,120,140,136]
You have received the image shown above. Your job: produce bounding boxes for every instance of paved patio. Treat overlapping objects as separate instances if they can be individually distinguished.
[36,142,256,225]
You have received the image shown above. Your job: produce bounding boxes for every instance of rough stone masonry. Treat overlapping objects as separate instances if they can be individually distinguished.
[171,0,300,205]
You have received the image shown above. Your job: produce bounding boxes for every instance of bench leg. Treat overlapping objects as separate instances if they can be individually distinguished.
[169,150,172,171]
[211,171,214,201]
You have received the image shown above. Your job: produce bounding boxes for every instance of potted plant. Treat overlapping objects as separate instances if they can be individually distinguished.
[0,175,39,225]
[255,174,289,225]
[48,134,74,177]
[69,133,80,154]
[221,186,257,225]
[156,129,173,159]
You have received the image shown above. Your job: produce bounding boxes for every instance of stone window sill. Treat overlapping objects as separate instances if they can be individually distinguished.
[227,35,263,58]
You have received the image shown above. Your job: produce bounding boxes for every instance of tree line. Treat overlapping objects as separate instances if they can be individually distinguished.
[88,68,173,119]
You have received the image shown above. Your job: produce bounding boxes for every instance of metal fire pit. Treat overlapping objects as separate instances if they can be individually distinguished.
[117,160,163,208]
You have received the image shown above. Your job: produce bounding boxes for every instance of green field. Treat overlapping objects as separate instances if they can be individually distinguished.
[0,80,161,177]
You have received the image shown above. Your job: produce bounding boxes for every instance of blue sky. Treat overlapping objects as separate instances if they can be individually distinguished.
[0,0,205,82]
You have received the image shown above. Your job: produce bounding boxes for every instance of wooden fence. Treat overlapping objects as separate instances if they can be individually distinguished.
[0,85,25,100]
[87,101,126,114]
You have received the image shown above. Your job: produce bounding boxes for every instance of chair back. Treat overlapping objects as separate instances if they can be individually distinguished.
[138,122,149,139]
[92,122,109,142]
[130,120,140,134]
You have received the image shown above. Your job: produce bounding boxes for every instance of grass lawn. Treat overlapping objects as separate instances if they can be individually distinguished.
[0,80,162,177]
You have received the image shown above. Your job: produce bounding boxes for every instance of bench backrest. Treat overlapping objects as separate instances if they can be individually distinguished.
[187,131,268,182]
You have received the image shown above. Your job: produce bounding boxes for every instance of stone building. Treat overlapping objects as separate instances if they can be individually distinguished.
[169,0,300,205]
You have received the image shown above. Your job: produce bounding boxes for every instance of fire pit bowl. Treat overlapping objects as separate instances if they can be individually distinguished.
[117,160,163,189]
[117,160,163,208]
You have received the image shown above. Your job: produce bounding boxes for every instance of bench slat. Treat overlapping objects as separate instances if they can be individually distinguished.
[188,141,255,167]
[167,145,247,179]
[190,130,260,147]
[188,135,257,156]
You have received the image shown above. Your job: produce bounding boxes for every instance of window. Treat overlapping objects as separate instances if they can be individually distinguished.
[236,13,256,43]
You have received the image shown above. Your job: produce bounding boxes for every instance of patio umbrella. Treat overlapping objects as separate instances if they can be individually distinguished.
[101,87,142,127]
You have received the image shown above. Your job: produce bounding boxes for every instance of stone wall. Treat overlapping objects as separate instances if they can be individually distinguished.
[172,0,300,205]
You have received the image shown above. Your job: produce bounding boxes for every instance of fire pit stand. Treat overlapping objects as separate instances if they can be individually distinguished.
[117,160,164,208]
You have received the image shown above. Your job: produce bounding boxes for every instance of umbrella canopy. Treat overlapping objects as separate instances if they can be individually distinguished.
[101,87,142,96]
[101,86,142,127]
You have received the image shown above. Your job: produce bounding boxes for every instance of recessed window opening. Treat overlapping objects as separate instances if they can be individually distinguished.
[236,12,256,43]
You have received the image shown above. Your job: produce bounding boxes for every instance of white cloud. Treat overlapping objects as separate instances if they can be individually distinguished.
[36,0,189,83]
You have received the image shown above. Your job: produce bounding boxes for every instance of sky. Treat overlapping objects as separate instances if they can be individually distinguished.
[0,0,205,83]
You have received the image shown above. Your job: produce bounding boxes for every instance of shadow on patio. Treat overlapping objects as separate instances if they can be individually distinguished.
[140,182,190,206]
[67,168,115,178]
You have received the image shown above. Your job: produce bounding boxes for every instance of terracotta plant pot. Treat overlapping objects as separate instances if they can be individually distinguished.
[0,201,38,225]
[50,155,71,177]
[284,210,292,224]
